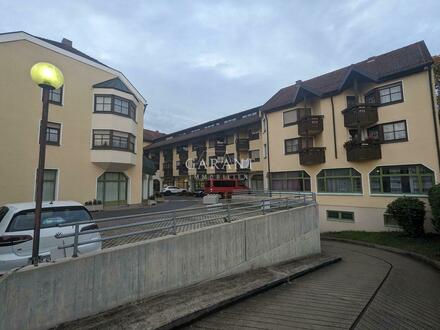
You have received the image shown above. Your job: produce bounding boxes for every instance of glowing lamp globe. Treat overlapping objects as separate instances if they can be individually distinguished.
[30,62,64,90]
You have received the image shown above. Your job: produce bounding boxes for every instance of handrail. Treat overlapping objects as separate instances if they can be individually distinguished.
[55,194,315,257]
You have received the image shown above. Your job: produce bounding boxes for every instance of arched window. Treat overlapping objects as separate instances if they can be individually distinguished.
[317,168,362,194]
[369,164,434,195]
[97,172,128,206]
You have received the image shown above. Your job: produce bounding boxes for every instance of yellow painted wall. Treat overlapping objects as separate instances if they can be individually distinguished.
[0,40,144,205]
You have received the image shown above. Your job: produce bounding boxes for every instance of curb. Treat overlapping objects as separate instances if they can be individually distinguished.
[158,255,341,330]
[322,236,440,271]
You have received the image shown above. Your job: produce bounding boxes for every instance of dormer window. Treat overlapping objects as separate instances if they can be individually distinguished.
[94,95,136,121]
[48,87,63,105]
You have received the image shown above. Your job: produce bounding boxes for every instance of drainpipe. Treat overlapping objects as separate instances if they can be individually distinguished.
[264,112,272,191]
[428,66,440,175]
[330,96,338,159]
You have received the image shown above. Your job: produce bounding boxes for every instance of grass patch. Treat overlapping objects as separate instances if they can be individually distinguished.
[323,231,440,261]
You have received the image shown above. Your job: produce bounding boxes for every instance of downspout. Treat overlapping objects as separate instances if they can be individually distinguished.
[264,112,272,191]
[428,66,440,175]
[330,96,338,159]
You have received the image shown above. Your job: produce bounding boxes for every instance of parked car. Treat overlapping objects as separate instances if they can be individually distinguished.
[0,201,101,274]
[162,186,187,196]
[193,189,206,197]
[204,179,249,198]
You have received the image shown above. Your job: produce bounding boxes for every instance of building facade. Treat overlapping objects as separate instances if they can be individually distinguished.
[144,107,264,192]
[0,32,147,206]
[260,41,439,232]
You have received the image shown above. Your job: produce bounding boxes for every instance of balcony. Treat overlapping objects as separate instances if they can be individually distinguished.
[236,138,250,151]
[342,104,378,128]
[91,149,136,170]
[298,115,324,136]
[299,147,326,166]
[214,143,226,155]
[345,141,381,162]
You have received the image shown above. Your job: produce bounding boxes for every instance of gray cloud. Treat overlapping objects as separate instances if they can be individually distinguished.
[1,0,439,133]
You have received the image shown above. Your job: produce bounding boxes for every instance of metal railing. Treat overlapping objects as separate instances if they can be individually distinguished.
[55,193,315,257]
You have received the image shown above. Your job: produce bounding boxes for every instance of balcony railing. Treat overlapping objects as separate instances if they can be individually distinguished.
[299,147,326,165]
[236,138,250,151]
[342,104,378,128]
[345,141,381,162]
[214,143,226,155]
[298,115,324,136]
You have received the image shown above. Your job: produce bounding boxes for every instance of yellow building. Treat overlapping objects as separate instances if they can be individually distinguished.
[260,41,439,232]
[144,107,264,192]
[0,32,147,206]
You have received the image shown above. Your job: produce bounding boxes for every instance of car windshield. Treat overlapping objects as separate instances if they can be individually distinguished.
[7,206,92,232]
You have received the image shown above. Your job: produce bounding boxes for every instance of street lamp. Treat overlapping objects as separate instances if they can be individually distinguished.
[30,62,64,266]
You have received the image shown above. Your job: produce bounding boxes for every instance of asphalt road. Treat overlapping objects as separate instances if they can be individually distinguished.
[185,240,440,329]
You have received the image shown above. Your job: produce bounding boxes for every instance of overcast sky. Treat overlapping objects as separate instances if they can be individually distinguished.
[2,0,439,133]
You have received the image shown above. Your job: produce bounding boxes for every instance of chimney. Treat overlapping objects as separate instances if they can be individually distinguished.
[61,38,73,47]
[296,80,302,85]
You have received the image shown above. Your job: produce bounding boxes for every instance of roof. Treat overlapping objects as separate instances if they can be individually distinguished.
[261,41,433,112]
[145,107,261,150]
[0,31,147,105]
[93,77,133,94]
[3,201,84,211]
[143,129,165,142]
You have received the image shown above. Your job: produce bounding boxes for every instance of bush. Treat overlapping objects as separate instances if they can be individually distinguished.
[428,184,440,233]
[386,197,425,237]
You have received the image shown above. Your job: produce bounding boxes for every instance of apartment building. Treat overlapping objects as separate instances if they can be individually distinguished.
[260,41,439,232]
[0,32,147,206]
[144,107,264,191]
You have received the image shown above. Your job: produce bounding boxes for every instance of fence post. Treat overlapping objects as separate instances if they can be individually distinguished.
[172,211,177,235]
[72,223,79,258]
[227,203,231,222]
[303,194,306,204]
[285,197,289,209]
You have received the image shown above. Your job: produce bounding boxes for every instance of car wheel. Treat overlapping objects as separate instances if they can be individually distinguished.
[164,191,171,196]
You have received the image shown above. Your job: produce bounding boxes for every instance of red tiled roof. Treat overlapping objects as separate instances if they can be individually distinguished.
[143,129,165,142]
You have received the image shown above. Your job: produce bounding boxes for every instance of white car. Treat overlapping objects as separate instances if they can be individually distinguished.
[0,201,101,274]
[162,186,187,196]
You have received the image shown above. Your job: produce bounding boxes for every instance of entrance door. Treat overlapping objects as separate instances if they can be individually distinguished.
[97,172,128,206]
[251,174,264,191]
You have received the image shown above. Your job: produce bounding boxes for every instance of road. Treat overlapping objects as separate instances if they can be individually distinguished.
[185,240,440,329]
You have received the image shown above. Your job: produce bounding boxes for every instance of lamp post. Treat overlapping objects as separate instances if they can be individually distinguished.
[30,62,64,266]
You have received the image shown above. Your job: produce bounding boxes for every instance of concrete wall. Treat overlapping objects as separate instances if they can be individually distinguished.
[0,204,320,330]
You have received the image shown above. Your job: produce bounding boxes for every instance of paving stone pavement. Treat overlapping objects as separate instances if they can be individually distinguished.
[184,241,440,329]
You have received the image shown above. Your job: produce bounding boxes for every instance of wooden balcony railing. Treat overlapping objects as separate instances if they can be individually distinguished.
[342,104,378,128]
[298,115,324,136]
[236,138,250,151]
[299,147,326,165]
[345,141,381,162]
[214,143,226,155]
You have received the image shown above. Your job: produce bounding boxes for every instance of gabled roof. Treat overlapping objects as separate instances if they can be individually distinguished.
[261,41,433,112]
[143,129,165,142]
[93,77,133,95]
[338,65,378,91]
[0,31,147,105]
[145,107,261,150]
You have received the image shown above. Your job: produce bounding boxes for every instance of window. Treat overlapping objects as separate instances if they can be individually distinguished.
[369,165,434,195]
[0,206,9,224]
[317,168,362,194]
[43,169,57,201]
[262,117,267,133]
[92,130,136,153]
[226,134,235,145]
[283,108,311,126]
[327,210,355,222]
[367,121,407,143]
[365,82,403,106]
[284,138,313,154]
[97,172,128,206]
[48,87,63,105]
[46,122,61,146]
[249,150,260,162]
[248,127,260,140]
[94,95,136,121]
[384,213,400,228]
[346,96,357,107]
[263,143,267,159]
[7,206,92,232]
[270,171,311,192]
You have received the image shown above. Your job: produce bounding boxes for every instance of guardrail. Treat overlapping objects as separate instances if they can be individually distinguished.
[55,193,315,257]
